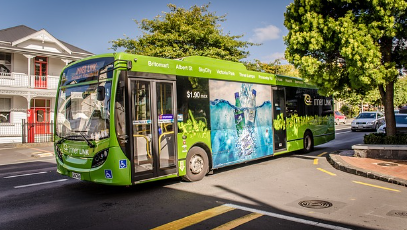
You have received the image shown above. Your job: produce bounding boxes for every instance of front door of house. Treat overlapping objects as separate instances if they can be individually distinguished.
[34,56,47,88]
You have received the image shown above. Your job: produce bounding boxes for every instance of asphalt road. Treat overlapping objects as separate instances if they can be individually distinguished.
[0,125,406,230]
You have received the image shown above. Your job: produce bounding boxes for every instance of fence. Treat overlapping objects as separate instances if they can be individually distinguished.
[0,123,22,137]
[21,120,54,143]
[0,72,59,89]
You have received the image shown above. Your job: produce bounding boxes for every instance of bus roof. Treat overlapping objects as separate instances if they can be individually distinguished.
[65,52,316,89]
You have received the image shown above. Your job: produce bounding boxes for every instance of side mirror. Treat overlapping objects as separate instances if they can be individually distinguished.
[97,86,105,101]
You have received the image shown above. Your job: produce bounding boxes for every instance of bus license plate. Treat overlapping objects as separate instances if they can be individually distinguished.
[72,172,81,180]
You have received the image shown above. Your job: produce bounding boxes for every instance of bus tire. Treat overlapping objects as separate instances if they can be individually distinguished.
[303,131,314,153]
[183,147,209,182]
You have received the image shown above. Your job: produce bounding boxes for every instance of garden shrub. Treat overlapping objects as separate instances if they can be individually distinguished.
[364,133,407,145]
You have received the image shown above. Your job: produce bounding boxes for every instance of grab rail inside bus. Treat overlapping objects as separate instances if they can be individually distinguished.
[133,134,151,158]
[158,131,174,154]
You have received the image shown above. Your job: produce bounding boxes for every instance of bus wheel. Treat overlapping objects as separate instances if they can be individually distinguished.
[183,147,209,182]
[303,131,314,153]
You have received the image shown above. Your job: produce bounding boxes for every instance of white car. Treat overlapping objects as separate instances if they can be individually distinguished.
[351,112,385,131]
[377,114,407,134]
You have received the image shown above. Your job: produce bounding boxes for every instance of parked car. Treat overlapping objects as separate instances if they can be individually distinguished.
[399,106,407,114]
[351,112,385,131]
[334,111,346,124]
[377,114,407,134]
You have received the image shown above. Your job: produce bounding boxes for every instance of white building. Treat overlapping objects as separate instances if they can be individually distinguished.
[0,25,93,143]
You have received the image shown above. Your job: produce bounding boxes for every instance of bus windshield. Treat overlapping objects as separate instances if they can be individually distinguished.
[56,81,111,141]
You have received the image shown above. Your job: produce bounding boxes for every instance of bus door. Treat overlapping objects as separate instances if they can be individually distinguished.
[272,86,287,151]
[129,79,177,182]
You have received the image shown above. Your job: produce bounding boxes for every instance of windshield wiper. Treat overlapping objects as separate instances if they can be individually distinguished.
[73,131,96,148]
[56,134,80,145]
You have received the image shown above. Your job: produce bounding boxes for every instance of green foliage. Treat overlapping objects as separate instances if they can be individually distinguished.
[394,76,407,107]
[110,3,259,61]
[244,59,299,77]
[364,133,407,145]
[284,0,407,95]
[339,104,350,117]
[284,0,407,135]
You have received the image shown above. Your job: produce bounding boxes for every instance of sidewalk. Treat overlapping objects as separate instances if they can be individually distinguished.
[327,150,407,187]
[0,142,54,166]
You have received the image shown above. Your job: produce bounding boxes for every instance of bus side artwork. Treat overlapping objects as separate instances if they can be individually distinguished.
[54,53,334,186]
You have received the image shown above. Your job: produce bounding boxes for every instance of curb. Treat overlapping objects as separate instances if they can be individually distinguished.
[31,151,54,158]
[0,142,53,149]
[326,153,407,188]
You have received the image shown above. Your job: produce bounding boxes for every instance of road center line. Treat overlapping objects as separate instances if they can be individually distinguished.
[212,212,263,230]
[4,171,47,178]
[353,181,400,192]
[14,179,68,189]
[151,205,235,230]
[317,168,336,176]
[224,204,352,230]
[317,152,327,157]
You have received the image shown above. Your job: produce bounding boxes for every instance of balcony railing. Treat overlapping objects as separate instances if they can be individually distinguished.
[0,72,59,89]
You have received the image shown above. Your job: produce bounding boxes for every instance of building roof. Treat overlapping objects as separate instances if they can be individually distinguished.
[0,25,92,56]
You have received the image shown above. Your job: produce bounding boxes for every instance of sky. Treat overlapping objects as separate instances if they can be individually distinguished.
[0,0,293,63]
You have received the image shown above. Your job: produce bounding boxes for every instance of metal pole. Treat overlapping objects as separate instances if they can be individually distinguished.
[22,119,26,143]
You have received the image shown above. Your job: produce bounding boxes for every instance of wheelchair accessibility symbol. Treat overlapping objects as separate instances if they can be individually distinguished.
[105,169,113,179]
[119,160,127,169]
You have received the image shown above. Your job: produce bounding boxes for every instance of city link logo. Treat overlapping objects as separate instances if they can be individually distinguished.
[303,94,332,106]
[304,94,313,105]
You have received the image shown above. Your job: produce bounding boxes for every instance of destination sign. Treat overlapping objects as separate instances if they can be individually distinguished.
[61,57,114,86]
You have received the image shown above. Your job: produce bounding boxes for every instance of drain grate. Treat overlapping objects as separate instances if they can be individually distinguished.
[299,200,333,209]
[377,162,398,167]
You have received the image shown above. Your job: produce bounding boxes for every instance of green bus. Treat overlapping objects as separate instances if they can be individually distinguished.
[54,53,334,185]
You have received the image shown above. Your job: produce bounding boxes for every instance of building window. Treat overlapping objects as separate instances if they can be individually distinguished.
[0,98,11,123]
[0,52,11,74]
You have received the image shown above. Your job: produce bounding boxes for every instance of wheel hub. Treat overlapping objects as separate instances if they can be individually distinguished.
[190,155,204,174]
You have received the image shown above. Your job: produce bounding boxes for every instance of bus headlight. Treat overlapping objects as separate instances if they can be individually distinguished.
[92,148,109,168]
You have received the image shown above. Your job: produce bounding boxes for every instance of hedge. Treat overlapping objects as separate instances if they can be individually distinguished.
[364,133,407,145]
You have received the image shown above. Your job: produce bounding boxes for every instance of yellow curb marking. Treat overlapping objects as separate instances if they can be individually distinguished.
[313,159,318,165]
[317,152,327,157]
[152,205,235,230]
[30,148,51,153]
[317,168,336,176]
[212,212,263,230]
[353,181,400,192]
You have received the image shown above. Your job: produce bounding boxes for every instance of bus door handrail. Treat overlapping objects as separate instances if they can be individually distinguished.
[158,131,174,154]
[133,134,151,158]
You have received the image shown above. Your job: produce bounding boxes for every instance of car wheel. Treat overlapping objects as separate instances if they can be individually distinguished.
[303,131,314,153]
[342,118,346,124]
[183,147,209,182]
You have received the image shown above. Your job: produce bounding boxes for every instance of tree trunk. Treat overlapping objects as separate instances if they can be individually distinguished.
[383,81,396,136]
[379,37,397,136]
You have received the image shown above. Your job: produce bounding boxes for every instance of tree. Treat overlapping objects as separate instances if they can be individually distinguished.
[284,0,407,136]
[110,3,259,61]
[394,76,407,107]
[244,59,300,77]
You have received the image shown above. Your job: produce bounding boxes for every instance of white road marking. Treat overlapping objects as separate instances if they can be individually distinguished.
[224,203,352,230]
[335,131,352,135]
[4,171,47,178]
[14,179,68,189]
